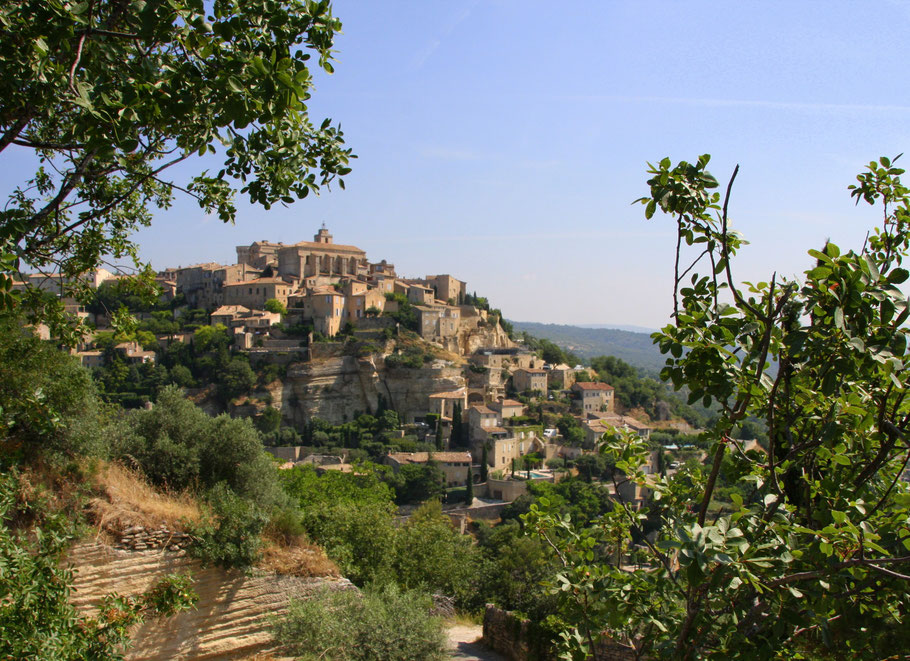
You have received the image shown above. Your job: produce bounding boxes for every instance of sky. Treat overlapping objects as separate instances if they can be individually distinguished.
[7,1,910,328]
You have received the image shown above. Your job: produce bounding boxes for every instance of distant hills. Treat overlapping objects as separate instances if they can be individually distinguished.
[509,321,667,373]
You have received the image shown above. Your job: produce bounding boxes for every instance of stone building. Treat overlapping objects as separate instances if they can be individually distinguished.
[274,227,368,279]
[222,277,293,310]
[572,381,615,414]
[424,274,466,305]
[384,451,473,488]
[513,368,548,394]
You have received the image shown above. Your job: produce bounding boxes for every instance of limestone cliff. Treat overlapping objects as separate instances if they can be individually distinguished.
[68,542,353,661]
[275,355,465,425]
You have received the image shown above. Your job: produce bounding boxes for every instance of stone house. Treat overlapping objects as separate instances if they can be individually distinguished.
[236,240,283,270]
[222,277,293,310]
[407,284,436,306]
[467,404,499,441]
[384,451,472,488]
[428,388,468,421]
[572,381,615,414]
[414,304,460,340]
[513,368,547,394]
[423,274,466,305]
[488,399,525,421]
[547,363,576,390]
[482,431,546,473]
[210,305,281,331]
[304,288,346,337]
[113,341,156,364]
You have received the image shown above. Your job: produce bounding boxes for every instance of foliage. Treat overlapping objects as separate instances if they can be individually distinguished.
[382,292,418,332]
[392,501,479,607]
[120,385,283,507]
[390,462,445,505]
[526,156,910,659]
[272,583,447,661]
[0,314,112,460]
[264,297,287,315]
[189,482,268,569]
[0,471,196,660]
[474,520,560,619]
[280,465,397,585]
[1,0,352,335]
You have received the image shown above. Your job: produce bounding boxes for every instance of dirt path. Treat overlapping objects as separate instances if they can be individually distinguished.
[447,624,507,661]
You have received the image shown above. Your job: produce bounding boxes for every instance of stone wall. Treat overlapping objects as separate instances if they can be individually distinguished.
[482,605,638,661]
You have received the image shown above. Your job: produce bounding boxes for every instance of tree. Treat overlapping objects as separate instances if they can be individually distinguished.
[272,583,447,661]
[435,422,443,451]
[451,402,465,447]
[0,0,352,335]
[264,298,287,316]
[480,444,489,483]
[464,467,474,505]
[526,156,910,659]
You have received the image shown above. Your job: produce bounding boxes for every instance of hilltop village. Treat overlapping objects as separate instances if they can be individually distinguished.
[17,226,682,508]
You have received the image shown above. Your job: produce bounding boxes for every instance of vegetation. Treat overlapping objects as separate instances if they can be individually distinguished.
[525,156,910,659]
[272,583,447,661]
[0,0,352,338]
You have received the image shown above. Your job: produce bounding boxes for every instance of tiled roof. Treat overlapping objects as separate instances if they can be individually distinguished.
[574,381,615,391]
[469,405,496,415]
[223,277,288,286]
[287,240,366,254]
[429,388,466,399]
[387,452,471,464]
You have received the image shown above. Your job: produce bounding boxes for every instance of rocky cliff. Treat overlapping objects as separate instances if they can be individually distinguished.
[68,542,354,661]
[275,355,465,425]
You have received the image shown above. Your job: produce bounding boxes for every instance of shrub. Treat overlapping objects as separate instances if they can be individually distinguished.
[272,583,447,661]
[189,483,268,569]
[0,471,197,659]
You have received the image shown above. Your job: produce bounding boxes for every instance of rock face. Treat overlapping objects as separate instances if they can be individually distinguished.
[67,543,354,661]
[277,355,466,425]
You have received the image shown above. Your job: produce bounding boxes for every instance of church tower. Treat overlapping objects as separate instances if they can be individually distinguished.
[314,224,333,244]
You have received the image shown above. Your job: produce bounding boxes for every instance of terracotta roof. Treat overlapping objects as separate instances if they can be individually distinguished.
[223,277,288,286]
[287,240,366,254]
[593,415,651,432]
[211,305,251,316]
[428,389,466,399]
[574,381,615,391]
[469,405,496,415]
[387,452,471,464]
[500,399,523,407]
[515,368,547,374]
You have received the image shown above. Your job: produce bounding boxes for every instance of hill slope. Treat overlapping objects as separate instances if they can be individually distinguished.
[509,321,665,373]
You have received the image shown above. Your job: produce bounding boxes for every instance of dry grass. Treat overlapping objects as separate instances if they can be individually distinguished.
[87,462,202,535]
[259,534,339,578]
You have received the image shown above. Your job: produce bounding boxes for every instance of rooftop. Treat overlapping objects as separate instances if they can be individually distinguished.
[574,381,615,391]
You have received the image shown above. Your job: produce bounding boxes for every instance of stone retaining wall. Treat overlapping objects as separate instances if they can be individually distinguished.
[482,605,638,661]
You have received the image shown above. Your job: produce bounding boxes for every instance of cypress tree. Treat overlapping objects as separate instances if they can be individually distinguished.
[480,444,489,483]
[435,423,443,450]
[465,469,474,505]
[452,402,463,447]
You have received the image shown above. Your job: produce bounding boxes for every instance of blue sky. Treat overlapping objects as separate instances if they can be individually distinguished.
[8,1,910,327]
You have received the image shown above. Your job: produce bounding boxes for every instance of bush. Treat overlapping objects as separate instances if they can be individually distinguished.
[189,483,268,569]
[272,583,447,661]
[0,471,197,659]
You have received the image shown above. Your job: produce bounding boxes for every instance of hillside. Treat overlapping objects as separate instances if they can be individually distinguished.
[509,321,665,373]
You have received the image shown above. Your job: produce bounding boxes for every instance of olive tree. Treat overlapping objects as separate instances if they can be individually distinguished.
[526,156,910,659]
[0,0,352,337]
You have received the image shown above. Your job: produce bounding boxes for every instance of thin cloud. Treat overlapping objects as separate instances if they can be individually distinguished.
[558,94,910,114]
[410,0,479,69]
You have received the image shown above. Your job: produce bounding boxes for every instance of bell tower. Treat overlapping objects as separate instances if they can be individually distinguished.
[314,223,333,244]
